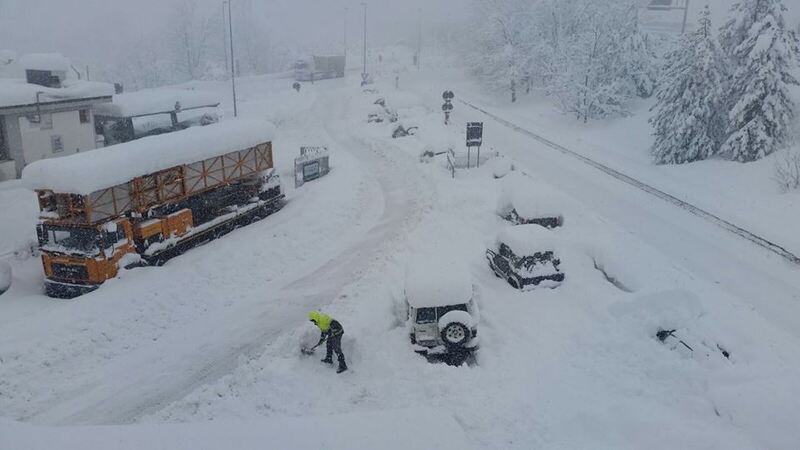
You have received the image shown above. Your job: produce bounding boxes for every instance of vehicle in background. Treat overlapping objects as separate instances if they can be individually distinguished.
[294,55,346,82]
[24,120,284,298]
[404,258,479,358]
[486,225,565,290]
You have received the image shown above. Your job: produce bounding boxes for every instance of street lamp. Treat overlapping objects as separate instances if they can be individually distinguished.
[362,2,367,79]
[224,0,238,117]
[344,7,348,65]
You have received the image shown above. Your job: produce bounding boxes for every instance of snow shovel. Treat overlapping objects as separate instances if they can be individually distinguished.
[301,342,321,355]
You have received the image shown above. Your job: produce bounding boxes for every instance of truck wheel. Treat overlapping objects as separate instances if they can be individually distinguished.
[441,322,470,347]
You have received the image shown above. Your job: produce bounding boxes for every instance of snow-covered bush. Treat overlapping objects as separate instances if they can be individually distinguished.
[467,0,662,120]
[774,149,800,192]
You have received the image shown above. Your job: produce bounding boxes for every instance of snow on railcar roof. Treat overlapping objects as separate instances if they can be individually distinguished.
[405,256,472,308]
[22,119,276,195]
[94,88,221,118]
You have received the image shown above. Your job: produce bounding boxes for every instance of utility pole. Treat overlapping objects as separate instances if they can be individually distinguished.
[417,8,422,70]
[222,2,229,72]
[362,2,367,77]
[344,7,348,64]
[226,0,238,117]
[681,0,690,34]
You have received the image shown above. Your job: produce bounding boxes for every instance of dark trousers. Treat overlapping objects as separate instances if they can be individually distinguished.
[325,332,346,367]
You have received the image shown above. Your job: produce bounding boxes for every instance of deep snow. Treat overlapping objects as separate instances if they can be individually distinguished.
[1,58,800,450]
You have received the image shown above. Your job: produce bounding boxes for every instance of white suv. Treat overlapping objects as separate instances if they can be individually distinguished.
[404,259,479,356]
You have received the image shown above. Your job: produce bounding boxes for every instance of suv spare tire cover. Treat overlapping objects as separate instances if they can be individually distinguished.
[439,310,473,346]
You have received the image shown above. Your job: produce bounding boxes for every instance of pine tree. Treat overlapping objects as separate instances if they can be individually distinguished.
[719,0,800,162]
[650,6,727,164]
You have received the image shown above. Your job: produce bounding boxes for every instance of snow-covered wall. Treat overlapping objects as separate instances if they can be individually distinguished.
[18,109,96,166]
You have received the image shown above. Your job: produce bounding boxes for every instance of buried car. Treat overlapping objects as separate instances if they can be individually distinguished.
[404,258,479,356]
[486,225,565,290]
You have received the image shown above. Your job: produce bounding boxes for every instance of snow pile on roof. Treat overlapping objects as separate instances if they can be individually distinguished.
[18,53,71,72]
[0,78,114,109]
[497,172,568,219]
[497,224,560,255]
[405,256,472,308]
[22,119,277,194]
[94,88,221,118]
[0,408,474,450]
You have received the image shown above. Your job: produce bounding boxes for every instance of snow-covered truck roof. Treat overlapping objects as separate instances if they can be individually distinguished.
[497,224,559,255]
[405,257,472,308]
[22,119,276,195]
[94,88,221,118]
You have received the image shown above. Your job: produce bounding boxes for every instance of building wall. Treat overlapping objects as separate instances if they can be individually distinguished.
[18,109,97,170]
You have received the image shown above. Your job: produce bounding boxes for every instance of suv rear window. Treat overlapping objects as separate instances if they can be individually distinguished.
[416,308,436,324]
[415,304,468,324]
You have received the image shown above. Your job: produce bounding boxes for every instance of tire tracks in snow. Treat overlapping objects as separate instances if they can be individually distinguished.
[460,99,800,266]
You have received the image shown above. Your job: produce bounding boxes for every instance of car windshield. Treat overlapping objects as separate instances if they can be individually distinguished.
[39,225,101,257]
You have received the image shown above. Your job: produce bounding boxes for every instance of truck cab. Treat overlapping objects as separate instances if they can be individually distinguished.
[38,218,136,298]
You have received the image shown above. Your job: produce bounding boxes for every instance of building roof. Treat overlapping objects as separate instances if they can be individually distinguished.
[0,78,114,111]
[94,88,221,118]
[22,118,276,195]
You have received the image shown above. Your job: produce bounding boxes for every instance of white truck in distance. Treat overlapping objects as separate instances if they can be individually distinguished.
[294,56,345,82]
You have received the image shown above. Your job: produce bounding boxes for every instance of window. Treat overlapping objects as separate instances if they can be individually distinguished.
[416,308,437,324]
[51,135,63,153]
[40,113,53,130]
[79,109,90,124]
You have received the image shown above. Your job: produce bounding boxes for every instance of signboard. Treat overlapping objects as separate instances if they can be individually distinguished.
[466,122,483,147]
[295,146,331,187]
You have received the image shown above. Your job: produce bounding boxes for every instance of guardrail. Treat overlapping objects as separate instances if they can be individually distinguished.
[460,99,800,266]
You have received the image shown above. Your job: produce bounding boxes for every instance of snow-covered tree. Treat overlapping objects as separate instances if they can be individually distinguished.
[650,6,728,164]
[719,0,800,162]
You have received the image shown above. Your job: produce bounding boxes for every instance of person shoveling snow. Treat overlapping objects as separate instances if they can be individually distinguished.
[304,311,348,373]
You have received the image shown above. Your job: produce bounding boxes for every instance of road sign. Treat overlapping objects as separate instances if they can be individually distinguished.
[467,122,483,147]
[442,102,453,112]
[442,90,454,101]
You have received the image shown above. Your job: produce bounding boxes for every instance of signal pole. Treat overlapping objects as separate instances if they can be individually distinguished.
[362,2,367,77]
[226,0,238,117]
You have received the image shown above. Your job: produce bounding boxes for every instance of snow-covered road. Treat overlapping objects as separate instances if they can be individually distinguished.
[0,79,433,425]
[451,95,800,340]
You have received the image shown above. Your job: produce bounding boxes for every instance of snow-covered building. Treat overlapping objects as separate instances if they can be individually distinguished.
[94,88,220,146]
[0,53,113,181]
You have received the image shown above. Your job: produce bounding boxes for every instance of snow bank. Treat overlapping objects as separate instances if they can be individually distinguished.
[0,187,39,256]
[496,224,559,255]
[22,119,277,194]
[95,88,221,118]
[0,408,474,450]
[405,256,472,308]
[497,171,568,220]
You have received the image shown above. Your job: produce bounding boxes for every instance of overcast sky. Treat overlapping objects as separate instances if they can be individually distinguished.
[0,0,464,66]
[0,0,797,78]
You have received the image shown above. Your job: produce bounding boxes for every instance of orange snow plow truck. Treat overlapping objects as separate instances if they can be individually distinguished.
[22,119,284,298]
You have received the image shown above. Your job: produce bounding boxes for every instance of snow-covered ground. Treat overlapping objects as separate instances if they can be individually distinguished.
[2,61,800,449]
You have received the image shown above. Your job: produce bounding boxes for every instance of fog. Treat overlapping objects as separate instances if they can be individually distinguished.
[0,0,466,84]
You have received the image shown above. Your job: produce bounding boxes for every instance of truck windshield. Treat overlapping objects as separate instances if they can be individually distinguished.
[39,225,101,257]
